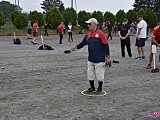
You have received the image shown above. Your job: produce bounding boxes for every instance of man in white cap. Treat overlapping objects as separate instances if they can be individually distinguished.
[71,18,111,93]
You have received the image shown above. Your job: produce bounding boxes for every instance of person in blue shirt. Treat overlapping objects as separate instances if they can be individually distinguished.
[71,18,111,93]
[27,20,32,39]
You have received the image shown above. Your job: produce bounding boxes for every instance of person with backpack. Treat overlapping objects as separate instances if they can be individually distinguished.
[57,22,65,44]
[32,20,39,44]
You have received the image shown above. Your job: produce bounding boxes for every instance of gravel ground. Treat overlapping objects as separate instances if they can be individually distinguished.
[0,33,160,120]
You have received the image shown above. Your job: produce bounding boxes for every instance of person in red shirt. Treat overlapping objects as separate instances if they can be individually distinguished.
[146,22,160,69]
[57,22,65,44]
[32,20,39,44]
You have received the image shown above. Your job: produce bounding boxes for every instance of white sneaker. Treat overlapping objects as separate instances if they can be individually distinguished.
[129,56,134,59]
[122,57,125,60]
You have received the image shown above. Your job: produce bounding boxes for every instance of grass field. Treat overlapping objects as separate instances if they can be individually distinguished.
[0,23,85,36]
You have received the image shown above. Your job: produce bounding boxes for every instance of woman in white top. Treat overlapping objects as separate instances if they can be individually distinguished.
[67,22,73,42]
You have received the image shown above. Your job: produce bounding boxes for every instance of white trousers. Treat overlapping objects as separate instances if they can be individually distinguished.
[87,61,105,81]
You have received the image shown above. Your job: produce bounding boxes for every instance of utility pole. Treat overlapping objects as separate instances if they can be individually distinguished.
[71,0,73,8]
[18,0,19,7]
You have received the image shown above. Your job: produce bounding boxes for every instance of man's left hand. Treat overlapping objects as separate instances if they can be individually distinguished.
[105,57,111,67]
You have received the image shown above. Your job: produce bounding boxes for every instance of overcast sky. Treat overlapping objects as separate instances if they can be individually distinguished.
[5,0,134,15]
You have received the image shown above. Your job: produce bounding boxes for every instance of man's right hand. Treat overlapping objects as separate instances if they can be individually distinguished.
[71,46,77,51]
[136,37,140,40]
[120,37,125,40]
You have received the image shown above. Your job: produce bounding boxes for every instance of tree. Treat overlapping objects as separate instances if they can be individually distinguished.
[14,13,28,29]
[126,9,137,24]
[152,0,160,19]
[77,10,91,29]
[45,8,64,29]
[133,0,160,18]
[137,10,146,20]
[104,11,115,25]
[0,12,5,26]
[145,8,158,27]
[0,1,22,22]
[11,10,27,29]
[92,11,104,28]
[41,0,65,13]
[28,11,44,27]
[0,1,21,22]
[63,8,77,27]
[10,10,19,25]
[133,0,154,11]
[116,10,126,23]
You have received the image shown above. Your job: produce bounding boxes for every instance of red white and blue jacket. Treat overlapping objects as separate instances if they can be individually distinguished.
[76,29,110,63]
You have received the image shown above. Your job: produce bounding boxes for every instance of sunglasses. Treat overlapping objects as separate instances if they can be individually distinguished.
[87,23,91,25]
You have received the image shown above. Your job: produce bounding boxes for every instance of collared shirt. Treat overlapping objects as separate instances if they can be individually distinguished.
[152,25,160,41]
[77,29,108,63]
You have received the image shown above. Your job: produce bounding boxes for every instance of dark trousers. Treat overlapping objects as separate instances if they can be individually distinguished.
[59,34,63,44]
[44,29,48,36]
[108,31,112,40]
[121,38,132,57]
[68,32,73,42]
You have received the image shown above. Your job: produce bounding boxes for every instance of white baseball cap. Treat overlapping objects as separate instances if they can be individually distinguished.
[85,18,98,24]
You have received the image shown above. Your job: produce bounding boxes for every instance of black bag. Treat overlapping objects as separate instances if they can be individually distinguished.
[13,38,21,44]
[38,44,54,50]
[64,50,71,53]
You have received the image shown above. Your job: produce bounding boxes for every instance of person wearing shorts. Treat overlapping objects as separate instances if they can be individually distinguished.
[146,23,160,69]
[135,15,147,59]
[71,18,111,93]
[27,20,32,39]
[67,22,73,42]
[32,20,39,44]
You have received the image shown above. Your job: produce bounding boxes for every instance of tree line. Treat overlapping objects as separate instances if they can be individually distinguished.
[0,0,159,29]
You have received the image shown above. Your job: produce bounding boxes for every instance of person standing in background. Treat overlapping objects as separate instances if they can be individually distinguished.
[32,20,39,44]
[118,18,133,59]
[44,22,49,36]
[135,15,147,59]
[113,22,118,36]
[104,21,113,40]
[27,20,32,39]
[67,22,73,42]
[57,21,65,44]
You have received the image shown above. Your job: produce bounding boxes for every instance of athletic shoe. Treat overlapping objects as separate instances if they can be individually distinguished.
[129,56,134,59]
[142,56,145,59]
[113,60,119,63]
[96,87,102,93]
[135,56,141,59]
[146,64,151,69]
[87,87,95,93]
[31,41,37,44]
[122,57,125,60]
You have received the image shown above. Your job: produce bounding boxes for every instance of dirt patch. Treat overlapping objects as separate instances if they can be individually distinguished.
[0,34,160,120]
